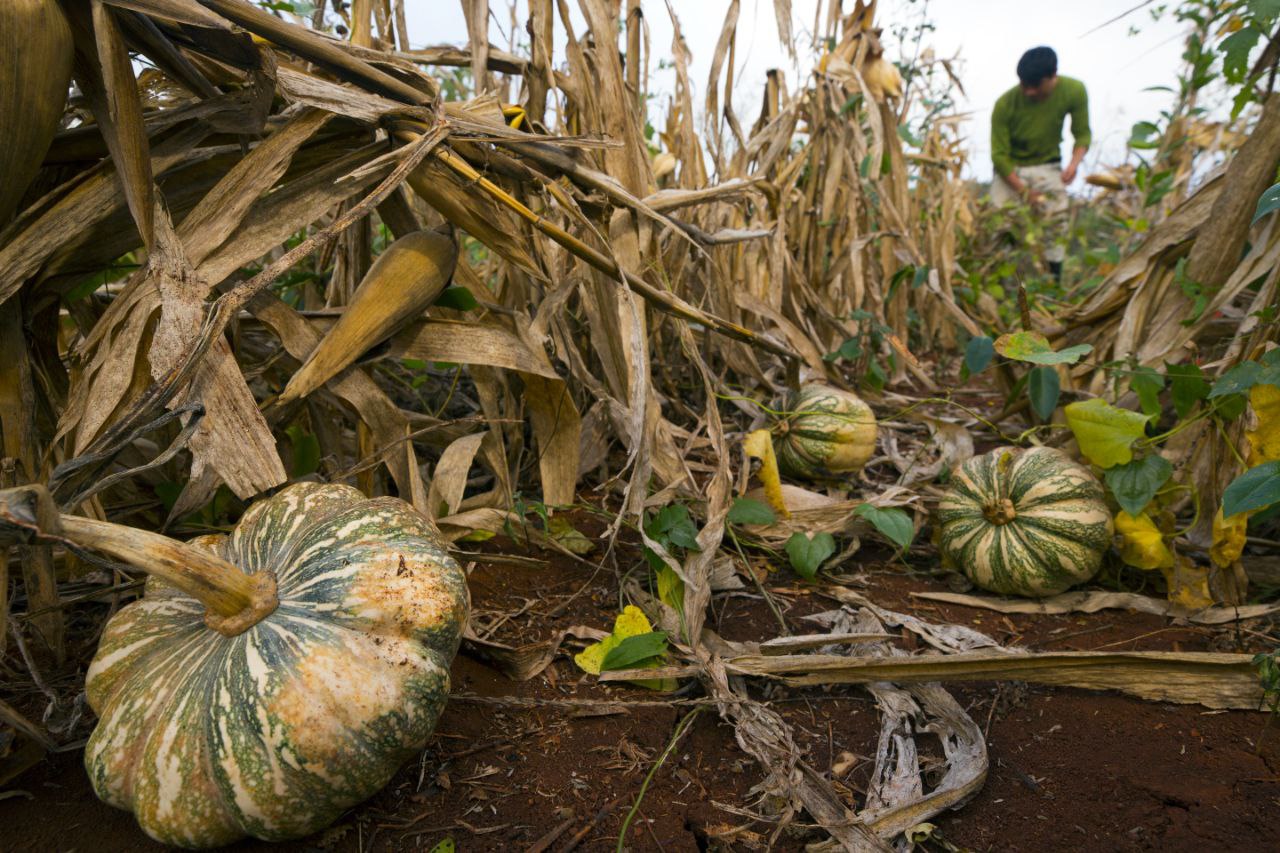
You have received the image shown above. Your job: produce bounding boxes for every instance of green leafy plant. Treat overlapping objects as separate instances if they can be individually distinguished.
[854,503,916,552]
[825,309,895,390]
[785,531,837,581]
[642,503,701,618]
[965,330,1093,419]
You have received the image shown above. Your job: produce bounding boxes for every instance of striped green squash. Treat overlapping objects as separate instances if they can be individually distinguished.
[83,482,469,848]
[776,383,878,481]
[935,446,1113,597]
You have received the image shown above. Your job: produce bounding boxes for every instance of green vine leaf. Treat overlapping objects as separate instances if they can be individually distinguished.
[1165,362,1210,417]
[1254,181,1280,224]
[1064,398,1152,468]
[601,631,669,671]
[1028,366,1061,419]
[1104,454,1173,516]
[964,335,994,375]
[994,331,1092,365]
[1129,367,1165,418]
[855,504,916,551]
[1223,461,1280,518]
[727,496,777,525]
[785,532,837,580]
[1210,362,1264,397]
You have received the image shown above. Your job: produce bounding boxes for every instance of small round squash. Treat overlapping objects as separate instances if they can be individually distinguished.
[82,482,469,848]
[775,383,878,481]
[935,446,1113,597]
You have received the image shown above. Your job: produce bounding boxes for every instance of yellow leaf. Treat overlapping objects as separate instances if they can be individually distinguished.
[1247,382,1280,465]
[1114,511,1174,570]
[573,606,674,690]
[613,604,654,639]
[573,640,609,675]
[1163,556,1215,611]
[1210,507,1248,569]
[744,429,790,518]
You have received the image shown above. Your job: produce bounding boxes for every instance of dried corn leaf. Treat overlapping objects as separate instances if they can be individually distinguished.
[426,432,486,521]
[0,0,73,224]
[387,319,559,378]
[725,649,1261,710]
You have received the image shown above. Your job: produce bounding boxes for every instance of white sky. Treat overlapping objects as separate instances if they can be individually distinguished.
[403,0,1191,181]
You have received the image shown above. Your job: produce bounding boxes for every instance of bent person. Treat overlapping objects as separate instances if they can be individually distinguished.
[990,46,1090,279]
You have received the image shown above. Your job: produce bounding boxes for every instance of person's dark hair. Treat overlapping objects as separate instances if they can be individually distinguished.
[1017,46,1058,87]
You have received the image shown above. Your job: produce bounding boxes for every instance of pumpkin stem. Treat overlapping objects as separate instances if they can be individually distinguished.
[982,497,1017,525]
[0,485,277,636]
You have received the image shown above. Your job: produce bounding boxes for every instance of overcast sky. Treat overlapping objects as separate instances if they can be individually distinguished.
[406,1,1191,182]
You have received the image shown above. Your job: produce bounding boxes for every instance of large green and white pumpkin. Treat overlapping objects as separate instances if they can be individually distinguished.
[935,446,1112,597]
[82,482,469,848]
[775,383,878,481]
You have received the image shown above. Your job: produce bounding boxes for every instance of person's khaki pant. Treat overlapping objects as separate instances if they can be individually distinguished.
[991,163,1068,264]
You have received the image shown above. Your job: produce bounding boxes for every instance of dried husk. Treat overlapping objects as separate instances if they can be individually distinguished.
[278,228,458,404]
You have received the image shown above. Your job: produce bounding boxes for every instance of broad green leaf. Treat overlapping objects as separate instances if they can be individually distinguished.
[994,330,1093,365]
[429,839,455,853]
[646,504,701,552]
[964,336,994,375]
[825,338,862,362]
[1028,365,1061,419]
[785,531,837,580]
[727,496,777,525]
[855,504,915,551]
[1254,182,1280,224]
[1210,362,1263,397]
[435,285,479,311]
[1221,26,1262,82]
[1165,362,1209,417]
[1129,367,1165,418]
[1064,398,1152,468]
[601,631,669,671]
[1223,460,1280,517]
[1104,454,1173,516]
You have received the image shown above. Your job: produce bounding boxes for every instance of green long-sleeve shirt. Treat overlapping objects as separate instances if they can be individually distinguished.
[991,76,1091,179]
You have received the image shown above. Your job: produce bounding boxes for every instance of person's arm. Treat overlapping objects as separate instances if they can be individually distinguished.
[1063,83,1092,184]
[1062,145,1087,184]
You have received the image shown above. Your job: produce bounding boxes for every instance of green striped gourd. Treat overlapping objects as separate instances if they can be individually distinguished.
[82,482,468,848]
[935,446,1112,597]
[775,383,878,481]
